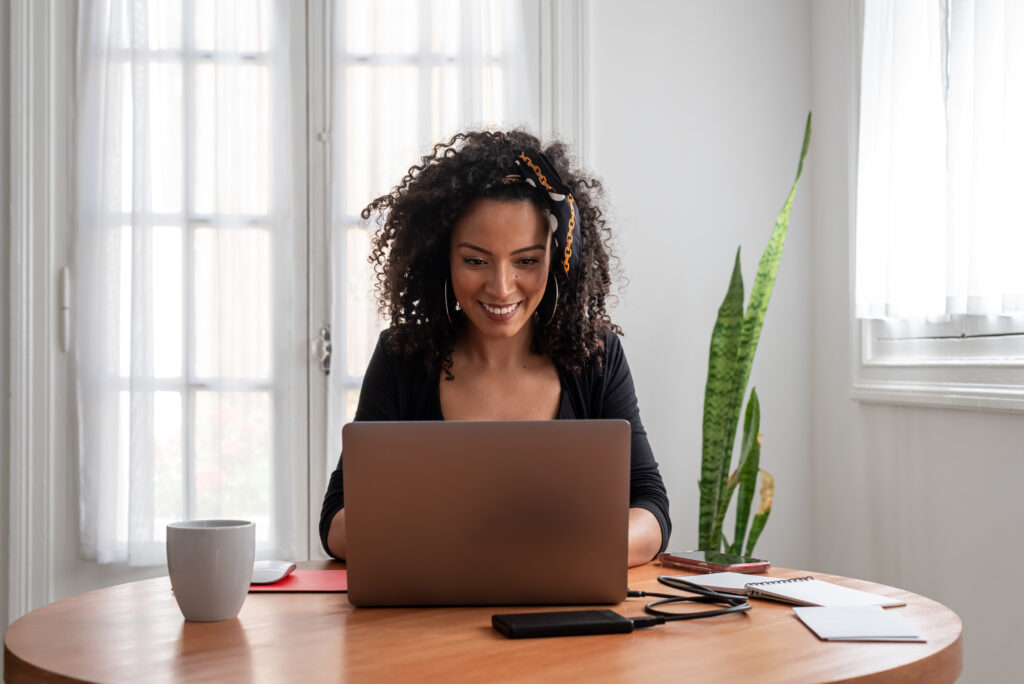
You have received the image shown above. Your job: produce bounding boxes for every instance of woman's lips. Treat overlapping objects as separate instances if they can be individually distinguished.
[480,301,521,321]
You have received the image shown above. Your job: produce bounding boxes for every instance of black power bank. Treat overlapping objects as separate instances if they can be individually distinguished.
[492,610,635,638]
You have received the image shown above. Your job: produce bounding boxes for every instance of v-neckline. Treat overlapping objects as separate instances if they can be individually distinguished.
[432,365,569,420]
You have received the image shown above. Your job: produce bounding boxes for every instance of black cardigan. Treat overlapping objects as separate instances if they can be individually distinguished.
[319,329,671,558]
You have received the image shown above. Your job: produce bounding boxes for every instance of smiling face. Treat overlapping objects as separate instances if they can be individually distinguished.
[449,198,552,343]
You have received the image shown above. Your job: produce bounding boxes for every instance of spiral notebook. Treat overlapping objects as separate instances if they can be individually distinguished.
[675,573,906,608]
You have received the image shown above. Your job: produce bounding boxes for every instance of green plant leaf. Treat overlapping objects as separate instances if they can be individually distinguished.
[698,249,744,550]
[697,112,812,553]
[731,390,761,554]
[744,469,775,556]
[745,510,771,557]
[718,388,759,546]
[736,112,812,398]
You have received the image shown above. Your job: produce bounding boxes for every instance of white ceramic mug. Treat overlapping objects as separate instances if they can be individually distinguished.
[166,519,255,622]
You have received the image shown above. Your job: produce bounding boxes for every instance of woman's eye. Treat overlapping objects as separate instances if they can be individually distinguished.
[464,257,486,266]
[518,257,539,266]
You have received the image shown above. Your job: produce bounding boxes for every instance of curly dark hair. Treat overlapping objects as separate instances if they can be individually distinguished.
[363,129,621,378]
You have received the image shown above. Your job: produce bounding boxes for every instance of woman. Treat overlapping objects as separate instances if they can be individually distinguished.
[320,130,670,567]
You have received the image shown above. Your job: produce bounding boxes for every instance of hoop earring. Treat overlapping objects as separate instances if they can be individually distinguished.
[537,273,558,327]
[444,278,460,325]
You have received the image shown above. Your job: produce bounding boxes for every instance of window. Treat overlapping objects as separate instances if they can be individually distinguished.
[853,0,1024,411]
[323,0,539,476]
[76,0,307,565]
[73,0,546,567]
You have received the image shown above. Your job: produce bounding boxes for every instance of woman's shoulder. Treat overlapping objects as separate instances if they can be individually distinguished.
[599,326,623,353]
[598,326,626,361]
[557,326,635,417]
[375,326,435,354]
[359,328,440,420]
[365,328,419,375]
[567,326,625,378]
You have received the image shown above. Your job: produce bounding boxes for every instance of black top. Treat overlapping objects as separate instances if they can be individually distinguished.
[319,329,671,558]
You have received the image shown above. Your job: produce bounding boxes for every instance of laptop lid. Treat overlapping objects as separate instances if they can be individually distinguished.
[343,420,630,607]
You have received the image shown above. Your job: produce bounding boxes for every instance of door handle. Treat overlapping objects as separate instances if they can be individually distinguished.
[311,325,332,374]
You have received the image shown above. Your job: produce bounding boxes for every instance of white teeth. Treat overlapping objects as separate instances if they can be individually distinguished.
[483,302,518,315]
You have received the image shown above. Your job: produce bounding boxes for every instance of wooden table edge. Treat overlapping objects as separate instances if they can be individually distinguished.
[2,562,964,684]
[5,643,83,684]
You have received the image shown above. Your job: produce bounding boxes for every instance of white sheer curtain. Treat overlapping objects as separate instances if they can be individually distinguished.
[326,0,537,467]
[856,0,1024,320]
[945,0,1024,315]
[75,0,301,565]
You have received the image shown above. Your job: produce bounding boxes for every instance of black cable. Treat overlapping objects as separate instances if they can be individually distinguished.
[626,576,751,622]
[492,578,752,638]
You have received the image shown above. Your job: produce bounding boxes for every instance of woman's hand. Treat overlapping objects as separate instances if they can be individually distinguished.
[627,507,662,567]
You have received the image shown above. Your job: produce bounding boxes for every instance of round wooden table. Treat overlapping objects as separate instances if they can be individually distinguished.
[4,561,962,683]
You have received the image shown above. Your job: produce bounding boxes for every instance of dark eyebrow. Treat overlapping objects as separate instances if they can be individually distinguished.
[511,244,546,255]
[456,242,546,256]
[456,242,491,255]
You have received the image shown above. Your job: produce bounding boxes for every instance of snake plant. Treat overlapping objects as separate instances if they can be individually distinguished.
[697,113,811,555]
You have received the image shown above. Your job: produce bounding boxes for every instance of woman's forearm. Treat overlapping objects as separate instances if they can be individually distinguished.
[327,508,347,560]
[627,507,662,567]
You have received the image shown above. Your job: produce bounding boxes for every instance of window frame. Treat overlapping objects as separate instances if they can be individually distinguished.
[7,0,73,623]
[95,2,303,562]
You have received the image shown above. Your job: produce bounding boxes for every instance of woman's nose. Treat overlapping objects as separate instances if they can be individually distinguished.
[488,262,516,298]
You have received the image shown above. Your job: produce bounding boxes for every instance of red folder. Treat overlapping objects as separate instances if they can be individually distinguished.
[249,569,348,593]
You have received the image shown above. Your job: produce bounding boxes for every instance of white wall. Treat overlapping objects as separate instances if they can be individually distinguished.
[593,1,1020,680]
[1,0,12,641]
[810,3,1022,682]
[588,0,814,568]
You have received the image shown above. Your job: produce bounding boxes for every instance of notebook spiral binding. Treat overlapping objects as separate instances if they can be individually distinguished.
[745,576,814,588]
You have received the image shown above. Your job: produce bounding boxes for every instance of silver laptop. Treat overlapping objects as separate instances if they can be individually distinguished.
[343,420,630,607]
